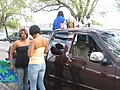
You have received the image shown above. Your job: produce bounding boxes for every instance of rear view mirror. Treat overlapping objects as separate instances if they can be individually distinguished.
[51,43,64,55]
[90,52,104,62]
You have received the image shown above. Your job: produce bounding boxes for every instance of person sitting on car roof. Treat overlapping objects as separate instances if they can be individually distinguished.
[52,11,66,30]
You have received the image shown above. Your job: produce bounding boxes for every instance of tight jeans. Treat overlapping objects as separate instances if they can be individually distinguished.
[28,64,46,90]
[15,67,28,90]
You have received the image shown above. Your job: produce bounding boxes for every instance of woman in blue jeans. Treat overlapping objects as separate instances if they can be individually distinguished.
[9,28,30,90]
[28,25,48,90]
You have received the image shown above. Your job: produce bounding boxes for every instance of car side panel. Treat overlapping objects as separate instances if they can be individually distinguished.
[65,58,115,90]
[114,63,120,90]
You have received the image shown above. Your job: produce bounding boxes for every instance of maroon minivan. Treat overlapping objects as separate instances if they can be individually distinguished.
[45,28,120,90]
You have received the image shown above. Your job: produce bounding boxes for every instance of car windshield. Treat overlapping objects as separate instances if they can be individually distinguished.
[40,30,53,42]
[101,31,120,58]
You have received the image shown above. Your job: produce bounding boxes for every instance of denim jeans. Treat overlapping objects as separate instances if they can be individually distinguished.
[15,67,28,90]
[28,64,46,90]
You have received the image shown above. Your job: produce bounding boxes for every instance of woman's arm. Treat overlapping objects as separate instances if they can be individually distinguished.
[44,39,48,54]
[28,40,35,57]
[9,42,17,71]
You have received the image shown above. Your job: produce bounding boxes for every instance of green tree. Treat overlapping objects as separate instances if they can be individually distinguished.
[0,0,31,38]
[29,0,99,23]
[116,0,120,10]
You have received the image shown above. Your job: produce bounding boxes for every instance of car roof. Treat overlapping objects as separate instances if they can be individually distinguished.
[41,30,53,31]
[53,27,120,34]
[53,28,102,34]
[52,28,120,39]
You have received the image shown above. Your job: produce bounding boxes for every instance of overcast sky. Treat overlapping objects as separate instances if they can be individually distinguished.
[94,0,120,28]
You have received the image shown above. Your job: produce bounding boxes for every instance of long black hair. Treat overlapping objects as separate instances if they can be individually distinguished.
[57,11,64,17]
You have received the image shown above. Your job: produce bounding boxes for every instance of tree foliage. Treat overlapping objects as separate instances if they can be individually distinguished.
[116,0,120,11]
[29,0,99,23]
[0,0,31,37]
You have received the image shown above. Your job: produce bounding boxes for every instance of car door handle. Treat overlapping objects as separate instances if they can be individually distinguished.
[64,63,71,68]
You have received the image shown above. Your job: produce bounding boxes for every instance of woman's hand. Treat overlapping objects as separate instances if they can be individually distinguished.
[10,65,14,71]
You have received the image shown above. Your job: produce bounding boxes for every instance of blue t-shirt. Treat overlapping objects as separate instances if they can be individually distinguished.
[52,16,65,30]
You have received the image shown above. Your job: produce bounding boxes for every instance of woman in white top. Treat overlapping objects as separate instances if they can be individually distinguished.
[28,25,48,90]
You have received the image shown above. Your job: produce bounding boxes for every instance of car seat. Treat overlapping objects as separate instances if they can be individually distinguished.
[72,35,89,58]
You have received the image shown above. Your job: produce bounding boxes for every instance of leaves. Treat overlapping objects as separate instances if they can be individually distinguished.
[116,0,120,11]
[28,0,99,23]
[0,0,31,30]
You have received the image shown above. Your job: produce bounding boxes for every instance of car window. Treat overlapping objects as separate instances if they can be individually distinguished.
[40,30,53,35]
[47,32,73,60]
[100,30,120,58]
[69,34,102,60]
[70,34,88,59]
[102,35,120,58]
[40,30,53,42]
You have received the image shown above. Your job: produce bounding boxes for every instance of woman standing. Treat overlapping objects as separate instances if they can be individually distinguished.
[28,25,48,90]
[10,29,30,90]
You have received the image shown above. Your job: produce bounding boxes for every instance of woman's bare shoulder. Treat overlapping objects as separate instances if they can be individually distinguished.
[42,36,48,42]
[30,39,37,45]
[13,40,19,45]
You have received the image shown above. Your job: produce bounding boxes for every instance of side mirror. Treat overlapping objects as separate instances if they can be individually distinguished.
[90,52,104,62]
[51,43,64,55]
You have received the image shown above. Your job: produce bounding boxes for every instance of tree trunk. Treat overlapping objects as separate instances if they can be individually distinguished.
[4,25,8,38]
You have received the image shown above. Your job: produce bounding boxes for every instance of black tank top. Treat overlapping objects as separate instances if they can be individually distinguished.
[15,46,29,68]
